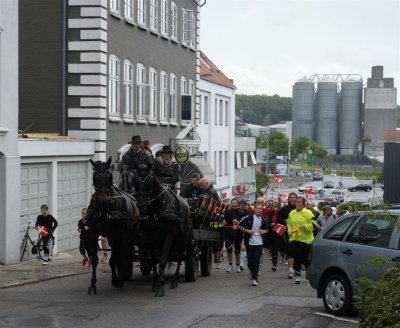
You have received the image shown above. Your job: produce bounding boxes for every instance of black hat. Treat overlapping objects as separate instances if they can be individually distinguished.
[130,135,142,144]
[161,145,174,154]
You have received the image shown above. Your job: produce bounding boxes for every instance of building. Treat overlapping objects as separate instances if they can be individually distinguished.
[0,0,20,264]
[197,52,235,200]
[363,66,397,157]
[234,122,257,202]
[19,0,201,161]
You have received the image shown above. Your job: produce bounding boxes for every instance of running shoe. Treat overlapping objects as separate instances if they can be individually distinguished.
[288,272,294,279]
[216,262,221,269]
[239,265,244,272]
[251,279,258,286]
[295,276,301,284]
[236,265,241,273]
[42,260,48,266]
[272,266,277,272]
[226,265,233,273]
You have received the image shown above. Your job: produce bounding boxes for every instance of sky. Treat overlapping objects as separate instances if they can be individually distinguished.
[199,0,400,98]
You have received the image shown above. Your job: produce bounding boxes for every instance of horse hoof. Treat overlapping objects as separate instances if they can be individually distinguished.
[155,289,164,297]
[88,287,97,295]
[170,281,178,289]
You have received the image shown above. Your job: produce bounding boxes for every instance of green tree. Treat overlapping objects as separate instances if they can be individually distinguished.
[256,171,269,194]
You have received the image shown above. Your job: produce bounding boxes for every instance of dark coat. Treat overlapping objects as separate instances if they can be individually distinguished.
[152,157,180,186]
[201,184,220,202]
[180,183,202,199]
[239,214,268,247]
[118,147,153,173]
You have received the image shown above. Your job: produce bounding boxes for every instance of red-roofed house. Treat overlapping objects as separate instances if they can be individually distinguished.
[197,52,236,200]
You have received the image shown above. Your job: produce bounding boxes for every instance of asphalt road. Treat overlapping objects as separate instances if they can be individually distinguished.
[0,253,359,328]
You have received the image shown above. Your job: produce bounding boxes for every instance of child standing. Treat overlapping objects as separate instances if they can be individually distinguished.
[78,208,91,267]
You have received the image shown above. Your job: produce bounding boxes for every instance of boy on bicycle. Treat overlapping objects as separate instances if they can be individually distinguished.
[35,204,58,265]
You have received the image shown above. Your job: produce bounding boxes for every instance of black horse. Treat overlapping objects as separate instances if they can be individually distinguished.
[86,157,140,294]
[132,170,192,297]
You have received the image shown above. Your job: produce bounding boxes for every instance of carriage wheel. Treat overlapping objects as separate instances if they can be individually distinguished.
[185,254,198,282]
[139,258,152,276]
[200,246,212,277]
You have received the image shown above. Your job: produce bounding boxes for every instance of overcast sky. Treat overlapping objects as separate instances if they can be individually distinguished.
[199,0,400,98]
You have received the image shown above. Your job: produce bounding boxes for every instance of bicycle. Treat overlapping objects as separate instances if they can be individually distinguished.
[20,216,54,262]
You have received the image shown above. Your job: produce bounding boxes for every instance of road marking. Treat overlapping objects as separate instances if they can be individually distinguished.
[315,312,359,324]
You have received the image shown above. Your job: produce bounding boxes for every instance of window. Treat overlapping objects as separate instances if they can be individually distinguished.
[219,151,223,177]
[138,0,146,26]
[219,99,223,125]
[125,0,134,20]
[204,151,208,162]
[136,64,146,117]
[169,73,177,120]
[214,98,218,125]
[108,55,120,115]
[160,71,168,120]
[243,151,248,167]
[181,95,191,121]
[110,0,121,15]
[181,77,188,95]
[214,151,218,173]
[225,100,229,126]
[170,2,177,40]
[203,95,209,124]
[324,216,357,241]
[225,151,228,176]
[149,68,157,120]
[235,152,242,169]
[160,0,168,36]
[190,13,196,47]
[123,60,133,117]
[346,217,395,248]
[150,0,158,31]
[181,9,193,46]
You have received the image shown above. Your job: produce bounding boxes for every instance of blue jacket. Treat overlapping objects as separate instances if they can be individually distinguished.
[239,214,268,247]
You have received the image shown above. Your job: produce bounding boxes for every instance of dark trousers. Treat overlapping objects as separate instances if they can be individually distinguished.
[79,239,90,256]
[246,244,263,280]
[289,240,311,276]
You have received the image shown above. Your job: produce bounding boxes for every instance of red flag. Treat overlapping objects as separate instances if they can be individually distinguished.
[305,188,315,195]
[275,176,283,184]
[37,225,48,237]
[273,224,286,236]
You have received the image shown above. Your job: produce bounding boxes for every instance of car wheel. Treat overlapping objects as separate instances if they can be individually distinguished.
[322,274,353,316]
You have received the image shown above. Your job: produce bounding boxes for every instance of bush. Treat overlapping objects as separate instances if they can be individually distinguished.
[355,263,400,328]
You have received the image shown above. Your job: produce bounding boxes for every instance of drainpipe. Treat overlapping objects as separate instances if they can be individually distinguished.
[62,0,67,135]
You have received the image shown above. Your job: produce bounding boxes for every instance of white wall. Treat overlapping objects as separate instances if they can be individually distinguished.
[197,79,235,200]
[0,0,20,264]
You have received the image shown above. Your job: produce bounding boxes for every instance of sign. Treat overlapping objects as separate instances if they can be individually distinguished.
[319,190,325,197]
[174,145,191,164]
[275,155,288,175]
[307,150,313,166]
[275,176,283,184]
[322,164,326,171]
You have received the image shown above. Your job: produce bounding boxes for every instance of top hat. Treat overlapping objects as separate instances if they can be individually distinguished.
[161,145,174,154]
[130,135,142,144]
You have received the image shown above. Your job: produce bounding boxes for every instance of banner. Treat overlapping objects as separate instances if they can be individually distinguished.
[276,155,288,175]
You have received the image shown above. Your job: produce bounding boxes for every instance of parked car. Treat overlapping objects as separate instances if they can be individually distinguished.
[298,184,322,193]
[348,183,372,192]
[307,210,400,315]
[322,195,338,206]
[330,190,345,204]
[313,172,323,181]
[324,180,334,189]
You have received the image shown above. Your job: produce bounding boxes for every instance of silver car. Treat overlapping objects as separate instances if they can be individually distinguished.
[307,210,400,315]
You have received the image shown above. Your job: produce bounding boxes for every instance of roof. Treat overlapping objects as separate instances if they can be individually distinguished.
[200,51,236,89]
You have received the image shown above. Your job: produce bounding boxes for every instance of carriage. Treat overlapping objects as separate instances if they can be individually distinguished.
[86,155,222,296]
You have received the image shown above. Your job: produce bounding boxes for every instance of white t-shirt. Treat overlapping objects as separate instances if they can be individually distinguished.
[249,215,263,246]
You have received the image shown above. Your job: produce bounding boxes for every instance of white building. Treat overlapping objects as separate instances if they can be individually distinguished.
[197,52,236,200]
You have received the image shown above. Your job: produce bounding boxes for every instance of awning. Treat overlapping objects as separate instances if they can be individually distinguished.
[180,157,216,186]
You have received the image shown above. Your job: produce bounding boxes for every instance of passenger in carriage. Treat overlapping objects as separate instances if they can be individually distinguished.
[152,145,180,191]
[118,135,153,173]
[180,173,202,200]
[199,178,220,202]
[118,135,153,192]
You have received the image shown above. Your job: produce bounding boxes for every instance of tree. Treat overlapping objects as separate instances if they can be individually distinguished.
[291,135,328,160]
[256,171,269,194]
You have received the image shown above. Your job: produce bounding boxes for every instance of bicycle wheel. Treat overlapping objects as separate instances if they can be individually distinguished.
[38,236,54,261]
[37,236,45,261]
[20,236,28,262]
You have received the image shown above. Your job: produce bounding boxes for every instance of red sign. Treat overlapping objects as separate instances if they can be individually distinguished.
[275,176,283,184]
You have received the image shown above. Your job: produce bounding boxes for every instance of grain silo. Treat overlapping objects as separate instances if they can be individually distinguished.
[339,81,362,155]
[316,80,338,155]
[292,78,315,141]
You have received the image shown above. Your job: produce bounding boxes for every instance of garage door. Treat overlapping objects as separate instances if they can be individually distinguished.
[20,163,50,259]
[57,162,89,251]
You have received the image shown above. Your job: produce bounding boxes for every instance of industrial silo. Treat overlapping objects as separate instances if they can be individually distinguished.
[292,78,315,141]
[316,80,338,155]
[339,81,362,155]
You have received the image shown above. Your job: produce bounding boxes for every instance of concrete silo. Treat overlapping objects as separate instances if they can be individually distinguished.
[292,78,315,141]
[316,80,338,155]
[339,81,362,155]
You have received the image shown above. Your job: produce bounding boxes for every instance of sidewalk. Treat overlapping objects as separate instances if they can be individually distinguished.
[0,250,92,289]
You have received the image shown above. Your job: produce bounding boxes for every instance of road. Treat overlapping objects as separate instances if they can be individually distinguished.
[0,253,359,328]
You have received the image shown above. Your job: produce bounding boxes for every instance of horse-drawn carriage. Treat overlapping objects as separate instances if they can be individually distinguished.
[86,157,222,297]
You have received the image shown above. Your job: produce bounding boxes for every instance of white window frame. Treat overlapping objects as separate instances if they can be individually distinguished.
[160,71,168,121]
[225,100,229,126]
[123,60,134,118]
[124,0,134,21]
[170,2,177,41]
[181,76,188,95]
[136,63,146,118]
[214,98,218,125]
[149,67,157,121]
[169,73,177,121]
[203,95,209,124]
[138,0,147,26]
[181,9,193,46]
[108,55,120,116]
[160,0,168,36]
[190,13,196,48]
[150,0,158,32]
[110,0,121,15]
[219,99,223,126]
